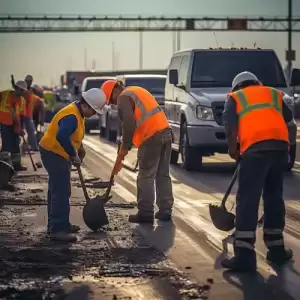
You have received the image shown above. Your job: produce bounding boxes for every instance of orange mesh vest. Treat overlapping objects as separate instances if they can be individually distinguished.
[228,85,289,154]
[0,90,25,126]
[39,102,85,159]
[120,86,169,147]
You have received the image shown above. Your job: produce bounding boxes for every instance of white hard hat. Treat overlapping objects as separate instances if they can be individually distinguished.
[232,71,259,90]
[82,88,106,114]
[15,80,27,91]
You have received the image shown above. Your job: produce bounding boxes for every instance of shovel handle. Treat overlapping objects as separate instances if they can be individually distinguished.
[220,163,239,209]
[103,172,115,203]
[22,135,37,171]
[77,166,90,203]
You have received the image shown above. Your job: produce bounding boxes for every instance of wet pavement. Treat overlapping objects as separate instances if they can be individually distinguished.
[0,153,210,300]
[82,133,300,300]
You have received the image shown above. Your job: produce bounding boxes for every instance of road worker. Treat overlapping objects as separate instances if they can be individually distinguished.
[0,81,27,171]
[222,71,293,271]
[24,75,39,151]
[39,88,106,242]
[32,84,45,140]
[101,80,174,224]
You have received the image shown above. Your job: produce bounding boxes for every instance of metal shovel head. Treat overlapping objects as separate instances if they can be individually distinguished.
[209,203,235,232]
[0,160,14,186]
[83,196,109,231]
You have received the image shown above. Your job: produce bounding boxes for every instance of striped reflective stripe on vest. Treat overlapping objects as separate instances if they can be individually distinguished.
[122,90,162,127]
[0,91,10,112]
[235,88,282,119]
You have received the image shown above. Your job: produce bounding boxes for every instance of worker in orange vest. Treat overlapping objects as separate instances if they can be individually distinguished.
[23,75,39,151]
[0,81,27,171]
[101,80,174,224]
[31,84,45,143]
[222,71,293,272]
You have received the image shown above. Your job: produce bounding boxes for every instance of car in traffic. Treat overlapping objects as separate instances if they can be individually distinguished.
[164,48,299,171]
[99,74,166,142]
[81,76,115,133]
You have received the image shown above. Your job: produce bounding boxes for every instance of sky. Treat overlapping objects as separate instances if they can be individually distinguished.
[0,0,299,87]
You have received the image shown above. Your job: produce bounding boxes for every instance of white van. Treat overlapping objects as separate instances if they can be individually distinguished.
[165,48,300,171]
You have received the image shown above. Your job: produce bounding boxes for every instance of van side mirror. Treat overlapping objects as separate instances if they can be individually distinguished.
[169,69,178,85]
[290,68,300,86]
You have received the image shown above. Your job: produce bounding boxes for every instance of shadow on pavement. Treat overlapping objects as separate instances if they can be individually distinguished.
[223,270,296,300]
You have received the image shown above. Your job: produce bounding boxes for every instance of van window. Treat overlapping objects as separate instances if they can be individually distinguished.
[191,51,287,88]
[178,56,189,85]
[124,78,166,94]
[83,79,107,91]
[169,56,181,71]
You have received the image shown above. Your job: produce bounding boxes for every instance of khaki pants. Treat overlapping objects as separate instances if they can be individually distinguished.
[137,128,174,217]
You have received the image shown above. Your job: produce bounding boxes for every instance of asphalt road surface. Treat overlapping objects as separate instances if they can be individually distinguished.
[82,132,300,300]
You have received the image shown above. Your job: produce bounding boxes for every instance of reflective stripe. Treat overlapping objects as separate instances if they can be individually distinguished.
[235,240,254,250]
[122,90,163,127]
[11,153,21,163]
[0,91,10,112]
[264,228,283,235]
[0,152,11,159]
[265,239,284,247]
[235,88,282,119]
[235,230,256,238]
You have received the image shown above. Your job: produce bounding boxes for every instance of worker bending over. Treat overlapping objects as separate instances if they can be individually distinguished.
[0,81,27,171]
[222,71,293,271]
[39,88,106,242]
[101,80,174,223]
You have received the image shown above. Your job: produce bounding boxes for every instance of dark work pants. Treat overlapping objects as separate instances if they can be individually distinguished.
[235,150,287,257]
[0,124,21,167]
[137,128,174,217]
[40,147,71,233]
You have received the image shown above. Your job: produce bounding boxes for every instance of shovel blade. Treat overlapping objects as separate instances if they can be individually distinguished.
[0,160,14,187]
[83,196,109,231]
[209,204,235,232]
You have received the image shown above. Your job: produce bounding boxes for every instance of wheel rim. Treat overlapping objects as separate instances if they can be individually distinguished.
[181,130,187,162]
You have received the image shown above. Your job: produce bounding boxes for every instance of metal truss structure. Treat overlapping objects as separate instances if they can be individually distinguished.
[0,15,300,33]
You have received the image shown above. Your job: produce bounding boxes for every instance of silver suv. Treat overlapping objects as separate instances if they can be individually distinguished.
[165,48,299,171]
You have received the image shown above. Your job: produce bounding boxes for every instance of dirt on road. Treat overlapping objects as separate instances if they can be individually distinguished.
[0,155,211,300]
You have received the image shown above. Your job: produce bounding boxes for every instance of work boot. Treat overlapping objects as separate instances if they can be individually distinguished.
[128,213,154,224]
[155,211,172,221]
[13,164,27,171]
[221,255,257,272]
[266,248,293,265]
[47,223,80,235]
[49,232,77,243]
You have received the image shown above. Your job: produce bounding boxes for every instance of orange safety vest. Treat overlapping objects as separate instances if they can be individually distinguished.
[228,85,289,154]
[120,86,169,147]
[24,90,34,117]
[39,102,85,160]
[0,90,25,126]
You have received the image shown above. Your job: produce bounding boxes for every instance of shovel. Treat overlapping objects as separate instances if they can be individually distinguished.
[21,135,37,171]
[209,164,239,232]
[77,166,114,231]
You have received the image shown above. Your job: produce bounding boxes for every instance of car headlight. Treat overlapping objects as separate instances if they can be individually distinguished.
[196,105,214,120]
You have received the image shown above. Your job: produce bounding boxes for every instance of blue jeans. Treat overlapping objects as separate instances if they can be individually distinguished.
[40,147,71,232]
[24,117,38,150]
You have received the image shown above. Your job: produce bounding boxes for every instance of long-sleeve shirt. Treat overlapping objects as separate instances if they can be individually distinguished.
[56,115,78,157]
[223,93,293,153]
[117,95,136,150]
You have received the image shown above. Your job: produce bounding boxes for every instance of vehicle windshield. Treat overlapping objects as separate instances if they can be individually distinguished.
[125,77,166,94]
[84,79,108,91]
[191,51,287,88]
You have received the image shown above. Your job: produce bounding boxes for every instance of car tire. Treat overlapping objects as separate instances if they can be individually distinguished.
[286,143,296,172]
[180,121,202,171]
[170,149,179,165]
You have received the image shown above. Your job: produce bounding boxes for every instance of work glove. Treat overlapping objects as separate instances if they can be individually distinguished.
[78,146,86,161]
[71,155,82,167]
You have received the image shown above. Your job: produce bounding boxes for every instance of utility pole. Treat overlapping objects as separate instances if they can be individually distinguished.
[287,0,294,79]
[84,48,87,70]
[112,42,116,71]
[139,31,143,69]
